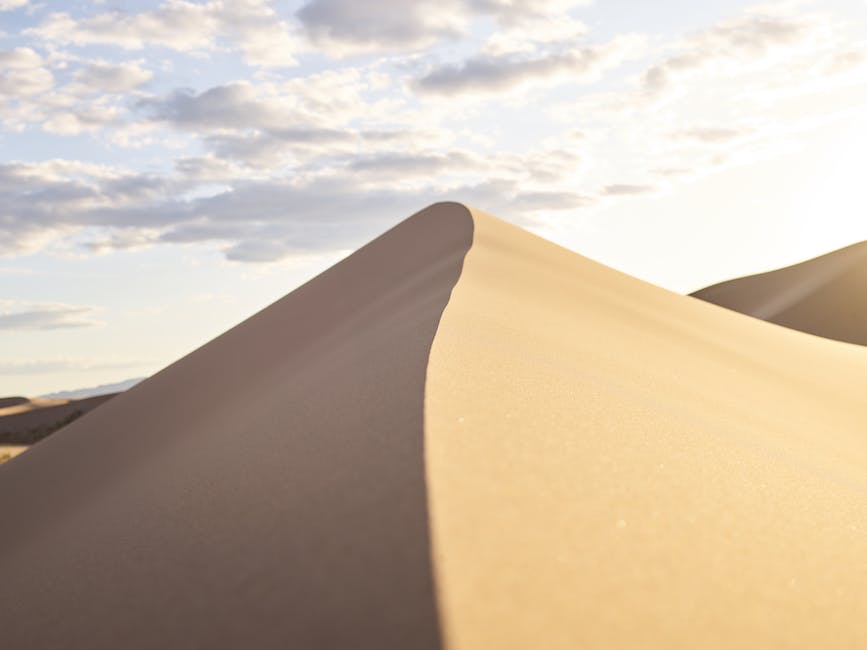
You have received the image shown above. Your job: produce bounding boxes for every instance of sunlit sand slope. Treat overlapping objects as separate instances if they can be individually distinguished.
[426,208,867,648]
[692,241,867,345]
[2,203,867,649]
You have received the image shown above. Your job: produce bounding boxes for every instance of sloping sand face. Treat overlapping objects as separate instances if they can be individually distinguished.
[425,209,867,648]
[3,203,867,649]
[692,241,867,345]
[0,203,473,649]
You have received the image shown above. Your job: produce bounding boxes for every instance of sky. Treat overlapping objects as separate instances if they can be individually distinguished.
[3,0,867,395]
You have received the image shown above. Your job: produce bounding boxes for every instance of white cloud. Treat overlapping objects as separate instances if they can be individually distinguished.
[297,0,464,53]
[4,0,867,279]
[0,66,53,96]
[295,0,592,55]
[0,0,27,10]
[42,105,124,135]
[236,20,298,68]
[0,52,150,133]
[0,143,601,262]
[0,359,143,374]
[539,2,867,210]
[641,9,820,101]
[0,302,102,331]
[482,16,587,56]
[31,6,221,51]
[824,46,867,75]
[142,66,386,132]
[72,61,153,93]
[0,47,42,68]
[143,82,280,129]
[415,34,644,96]
[512,189,596,211]
[673,126,755,144]
[137,69,413,165]
[602,184,656,196]
[344,151,479,177]
[29,0,299,68]
[0,159,181,254]
[0,48,53,97]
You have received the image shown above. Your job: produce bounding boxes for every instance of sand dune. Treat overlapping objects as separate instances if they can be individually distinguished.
[0,396,67,416]
[0,396,36,409]
[0,393,117,445]
[692,241,867,345]
[2,203,867,648]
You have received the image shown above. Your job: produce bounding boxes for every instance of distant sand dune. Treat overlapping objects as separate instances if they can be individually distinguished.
[692,241,867,345]
[0,393,116,445]
[0,396,30,409]
[0,397,68,416]
[2,203,867,648]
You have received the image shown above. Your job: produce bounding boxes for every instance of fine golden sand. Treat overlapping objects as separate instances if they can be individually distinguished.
[1,203,866,648]
[0,445,28,463]
[0,397,68,417]
[426,207,867,648]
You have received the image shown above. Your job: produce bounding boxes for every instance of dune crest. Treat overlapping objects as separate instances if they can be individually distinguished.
[692,241,867,345]
[426,208,867,648]
[2,203,867,648]
[0,203,473,650]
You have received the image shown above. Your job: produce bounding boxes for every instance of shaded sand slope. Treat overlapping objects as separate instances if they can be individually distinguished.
[3,203,867,649]
[0,393,116,444]
[0,203,473,650]
[426,209,867,648]
[692,241,867,345]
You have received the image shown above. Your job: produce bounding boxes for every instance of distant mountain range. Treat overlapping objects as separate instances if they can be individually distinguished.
[40,377,144,400]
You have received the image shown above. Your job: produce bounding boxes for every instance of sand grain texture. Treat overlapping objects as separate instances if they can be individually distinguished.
[2,203,867,648]
[426,208,867,648]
